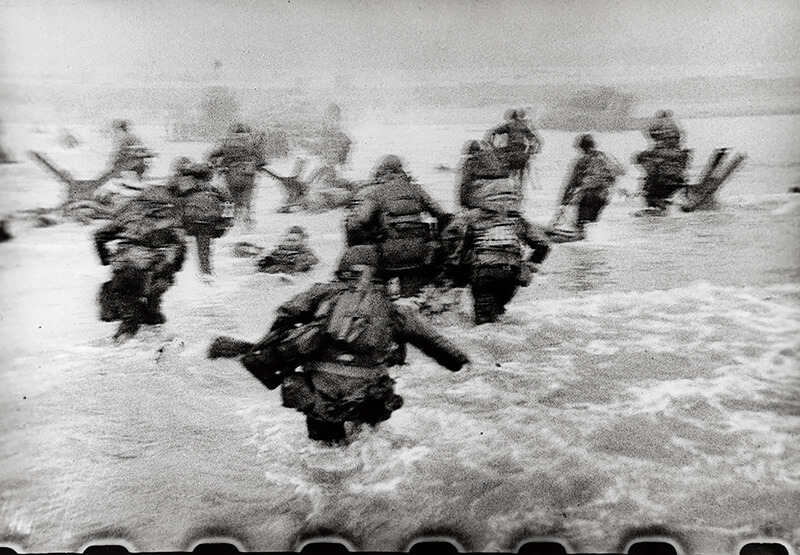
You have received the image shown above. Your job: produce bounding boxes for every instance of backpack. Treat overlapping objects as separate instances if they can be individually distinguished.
[325,267,396,364]
[474,177,520,214]
[471,145,510,179]
[117,197,180,247]
[182,190,234,237]
[654,148,690,182]
[377,175,437,271]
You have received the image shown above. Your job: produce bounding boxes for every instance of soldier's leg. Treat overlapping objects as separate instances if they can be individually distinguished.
[495,267,520,315]
[113,267,146,340]
[306,416,346,443]
[195,232,212,275]
[471,266,501,324]
[242,174,256,228]
[98,280,120,322]
[142,273,171,325]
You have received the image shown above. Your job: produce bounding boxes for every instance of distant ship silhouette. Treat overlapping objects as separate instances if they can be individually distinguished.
[537,86,643,132]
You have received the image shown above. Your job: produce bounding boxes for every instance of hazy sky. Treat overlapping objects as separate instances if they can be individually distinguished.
[1,0,798,81]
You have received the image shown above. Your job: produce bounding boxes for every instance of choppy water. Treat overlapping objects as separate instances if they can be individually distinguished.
[0,114,798,552]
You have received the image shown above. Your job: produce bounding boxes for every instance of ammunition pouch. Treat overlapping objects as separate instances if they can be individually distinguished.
[281,373,315,411]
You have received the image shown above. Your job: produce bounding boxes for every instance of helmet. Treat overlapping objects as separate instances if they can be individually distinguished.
[372,154,404,180]
[325,103,342,119]
[504,108,518,121]
[187,162,213,180]
[576,134,595,151]
[462,140,482,156]
[112,119,129,132]
[171,156,193,175]
[229,122,251,134]
[336,245,381,278]
[656,109,673,118]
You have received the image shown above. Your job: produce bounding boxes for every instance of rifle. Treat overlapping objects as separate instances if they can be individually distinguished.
[208,316,327,390]
[208,332,286,389]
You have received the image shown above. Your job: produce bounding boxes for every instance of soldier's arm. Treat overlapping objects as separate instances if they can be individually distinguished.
[348,195,380,230]
[529,126,543,154]
[456,160,475,207]
[416,182,449,222]
[520,218,551,264]
[93,222,123,265]
[558,158,585,205]
[394,305,470,372]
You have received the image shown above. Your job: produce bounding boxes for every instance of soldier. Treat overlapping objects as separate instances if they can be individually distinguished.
[647,109,683,149]
[108,119,154,180]
[207,122,266,229]
[94,182,187,340]
[456,139,511,210]
[346,155,451,297]
[517,108,543,192]
[485,109,540,197]
[444,179,550,325]
[257,225,319,275]
[635,112,691,212]
[555,134,625,238]
[208,245,470,444]
[167,158,234,278]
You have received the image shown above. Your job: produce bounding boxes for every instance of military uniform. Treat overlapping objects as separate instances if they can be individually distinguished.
[347,155,451,297]
[109,122,153,180]
[257,242,319,275]
[486,111,540,196]
[457,140,512,210]
[167,160,233,276]
[207,124,266,228]
[647,112,683,149]
[445,180,550,325]
[242,245,469,443]
[635,147,691,211]
[94,185,186,339]
[559,137,624,233]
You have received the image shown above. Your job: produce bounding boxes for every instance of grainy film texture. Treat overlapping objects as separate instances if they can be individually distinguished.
[0,0,798,552]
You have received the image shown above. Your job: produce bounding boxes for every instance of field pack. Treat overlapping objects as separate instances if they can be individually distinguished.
[326,266,395,361]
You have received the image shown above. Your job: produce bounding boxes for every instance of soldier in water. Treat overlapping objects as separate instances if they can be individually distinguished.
[208,245,470,444]
[108,119,154,180]
[554,134,625,238]
[94,182,187,340]
[207,123,266,229]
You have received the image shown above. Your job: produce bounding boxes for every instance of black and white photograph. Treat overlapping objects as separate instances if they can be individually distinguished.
[0,0,798,552]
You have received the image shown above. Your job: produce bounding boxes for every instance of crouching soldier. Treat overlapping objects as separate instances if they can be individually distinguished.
[167,157,234,277]
[444,179,550,325]
[94,183,186,340]
[208,245,470,444]
[257,225,319,275]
